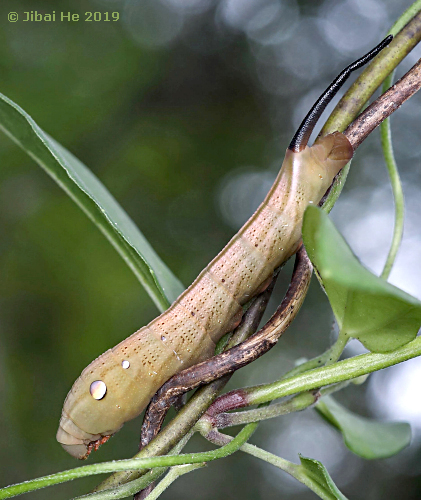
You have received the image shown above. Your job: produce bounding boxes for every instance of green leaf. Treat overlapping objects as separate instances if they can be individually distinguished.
[0,92,184,312]
[302,205,421,353]
[298,455,348,500]
[317,396,411,459]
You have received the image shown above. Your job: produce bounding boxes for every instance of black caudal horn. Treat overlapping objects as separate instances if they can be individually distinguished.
[288,35,393,152]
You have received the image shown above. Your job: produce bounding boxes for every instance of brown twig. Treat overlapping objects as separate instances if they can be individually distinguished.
[345,57,421,149]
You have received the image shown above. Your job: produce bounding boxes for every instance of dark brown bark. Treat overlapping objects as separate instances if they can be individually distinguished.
[345,58,421,149]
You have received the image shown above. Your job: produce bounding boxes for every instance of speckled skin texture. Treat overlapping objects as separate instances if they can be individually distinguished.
[57,132,353,458]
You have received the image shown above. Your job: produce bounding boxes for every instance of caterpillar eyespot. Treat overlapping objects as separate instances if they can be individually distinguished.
[56,36,392,459]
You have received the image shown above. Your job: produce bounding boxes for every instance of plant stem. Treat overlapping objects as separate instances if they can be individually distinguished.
[380,107,404,281]
[0,425,258,500]
[244,337,421,406]
[204,432,340,500]
[75,431,195,500]
[324,332,349,366]
[206,380,355,430]
[202,337,421,416]
[378,2,420,279]
[280,347,335,380]
[143,464,205,500]
[208,391,319,429]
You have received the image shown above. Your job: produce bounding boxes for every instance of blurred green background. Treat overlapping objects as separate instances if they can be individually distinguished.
[1,0,421,498]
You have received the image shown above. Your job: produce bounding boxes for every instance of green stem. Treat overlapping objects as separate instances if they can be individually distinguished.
[203,432,340,500]
[324,332,349,366]
[142,463,205,500]
[0,425,258,500]
[75,431,195,500]
[214,380,356,429]
[380,112,404,280]
[243,336,421,406]
[210,391,318,429]
[377,2,421,279]
[280,346,335,380]
[279,331,350,383]
[240,444,337,500]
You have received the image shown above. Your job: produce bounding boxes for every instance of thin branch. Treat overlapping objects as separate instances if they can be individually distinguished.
[199,381,354,431]
[142,463,205,500]
[203,391,320,430]
[345,58,421,149]
[201,431,339,500]
[378,0,421,281]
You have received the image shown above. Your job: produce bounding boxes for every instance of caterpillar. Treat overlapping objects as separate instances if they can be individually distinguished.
[57,37,392,459]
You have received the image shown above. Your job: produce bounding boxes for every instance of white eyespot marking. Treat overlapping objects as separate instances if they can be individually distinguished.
[90,380,107,400]
[122,360,130,369]
[161,335,166,341]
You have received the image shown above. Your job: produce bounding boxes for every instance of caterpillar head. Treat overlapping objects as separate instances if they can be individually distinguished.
[56,412,111,459]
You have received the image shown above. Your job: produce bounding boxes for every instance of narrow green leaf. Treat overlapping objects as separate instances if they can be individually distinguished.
[302,206,421,353]
[0,92,184,311]
[298,456,348,500]
[317,396,411,459]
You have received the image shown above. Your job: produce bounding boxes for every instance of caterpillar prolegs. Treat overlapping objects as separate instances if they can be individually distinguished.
[57,37,392,459]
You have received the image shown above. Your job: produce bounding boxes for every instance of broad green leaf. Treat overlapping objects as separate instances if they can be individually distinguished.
[317,396,411,459]
[298,455,348,500]
[0,92,185,312]
[302,206,421,353]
